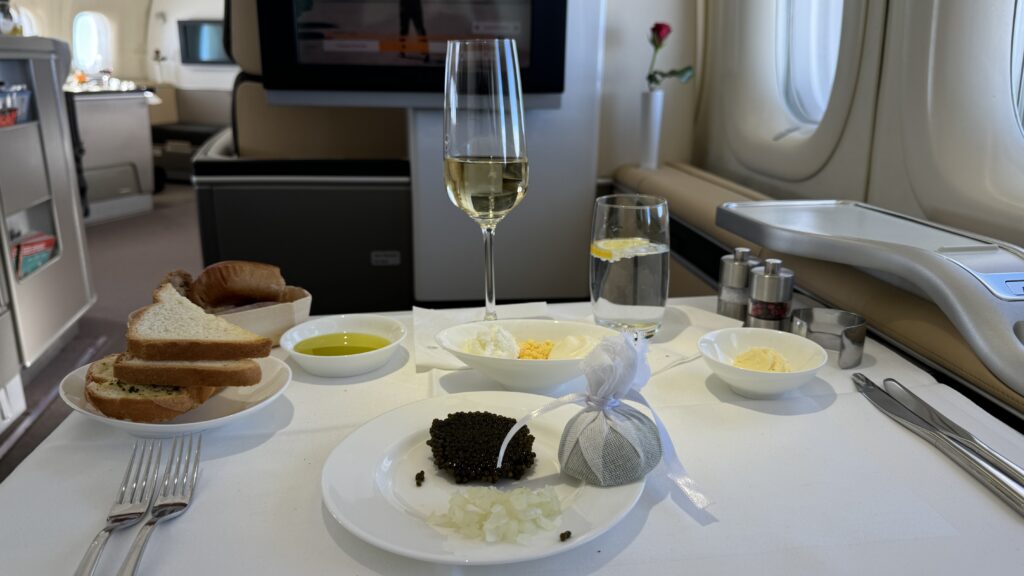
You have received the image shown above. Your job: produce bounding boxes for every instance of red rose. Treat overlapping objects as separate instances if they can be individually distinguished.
[650,22,671,48]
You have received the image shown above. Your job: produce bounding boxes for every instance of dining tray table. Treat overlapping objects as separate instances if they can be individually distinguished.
[0,296,1022,575]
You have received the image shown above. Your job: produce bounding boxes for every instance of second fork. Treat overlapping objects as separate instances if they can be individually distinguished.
[117,434,202,576]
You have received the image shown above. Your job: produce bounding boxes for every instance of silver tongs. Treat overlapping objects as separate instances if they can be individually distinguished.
[853,373,1024,516]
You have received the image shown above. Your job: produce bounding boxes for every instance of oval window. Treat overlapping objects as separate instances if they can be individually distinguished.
[779,0,844,124]
[1012,0,1024,129]
[72,11,113,74]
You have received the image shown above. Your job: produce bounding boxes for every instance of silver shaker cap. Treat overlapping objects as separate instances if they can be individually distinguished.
[719,247,758,288]
[750,258,794,302]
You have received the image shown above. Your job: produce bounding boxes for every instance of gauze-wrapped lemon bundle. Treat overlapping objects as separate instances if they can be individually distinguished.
[498,333,709,507]
[558,333,661,486]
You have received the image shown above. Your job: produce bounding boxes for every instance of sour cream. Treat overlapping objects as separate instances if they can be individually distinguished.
[462,326,519,359]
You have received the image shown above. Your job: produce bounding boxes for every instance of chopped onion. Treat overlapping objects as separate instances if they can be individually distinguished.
[428,486,562,543]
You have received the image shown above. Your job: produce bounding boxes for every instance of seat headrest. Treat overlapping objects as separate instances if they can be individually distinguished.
[226,0,261,76]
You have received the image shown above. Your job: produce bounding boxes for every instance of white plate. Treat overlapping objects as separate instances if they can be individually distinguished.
[59,356,291,438]
[321,391,644,565]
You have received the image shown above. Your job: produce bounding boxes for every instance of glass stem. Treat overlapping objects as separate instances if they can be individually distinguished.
[482,225,497,320]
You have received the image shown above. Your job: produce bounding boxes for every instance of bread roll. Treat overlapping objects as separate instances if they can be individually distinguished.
[190,261,285,308]
[161,269,193,298]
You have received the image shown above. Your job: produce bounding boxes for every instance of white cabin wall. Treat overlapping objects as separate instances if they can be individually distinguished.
[146,0,239,90]
[18,0,150,81]
[598,0,699,176]
[15,0,62,40]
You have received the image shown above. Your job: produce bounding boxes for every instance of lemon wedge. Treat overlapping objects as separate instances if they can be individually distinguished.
[590,237,651,262]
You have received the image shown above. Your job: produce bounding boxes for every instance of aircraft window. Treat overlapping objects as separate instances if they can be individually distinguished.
[1013,0,1024,126]
[72,11,113,74]
[779,0,844,124]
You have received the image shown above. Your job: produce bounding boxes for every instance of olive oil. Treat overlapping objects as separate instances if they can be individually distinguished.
[294,333,390,356]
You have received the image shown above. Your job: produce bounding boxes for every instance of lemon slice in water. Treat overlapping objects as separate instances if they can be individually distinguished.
[590,237,651,262]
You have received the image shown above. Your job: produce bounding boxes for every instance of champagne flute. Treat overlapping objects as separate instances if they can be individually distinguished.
[443,39,528,321]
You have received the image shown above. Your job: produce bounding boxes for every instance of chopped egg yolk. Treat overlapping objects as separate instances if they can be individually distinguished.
[518,339,555,360]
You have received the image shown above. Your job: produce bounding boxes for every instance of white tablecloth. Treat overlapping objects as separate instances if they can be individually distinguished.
[1,297,1023,575]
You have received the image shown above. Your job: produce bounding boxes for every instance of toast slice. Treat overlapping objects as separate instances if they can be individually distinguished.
[84,355,218,423]
[126,283,272,361]
[113,354,262,388]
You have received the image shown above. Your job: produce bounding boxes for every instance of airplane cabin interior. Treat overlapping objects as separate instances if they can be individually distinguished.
[0,1,1023,573]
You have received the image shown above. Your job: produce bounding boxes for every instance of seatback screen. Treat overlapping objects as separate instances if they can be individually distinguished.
[293,0,532,68]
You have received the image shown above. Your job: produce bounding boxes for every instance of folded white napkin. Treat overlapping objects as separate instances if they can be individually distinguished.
[550,304,742,374]
[413,302,549,371]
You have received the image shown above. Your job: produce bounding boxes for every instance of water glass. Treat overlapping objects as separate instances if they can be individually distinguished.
[589,194,670,337]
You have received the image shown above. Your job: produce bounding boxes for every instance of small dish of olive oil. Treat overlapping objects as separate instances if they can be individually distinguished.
[294,333,391,357]
[281,314,407,378]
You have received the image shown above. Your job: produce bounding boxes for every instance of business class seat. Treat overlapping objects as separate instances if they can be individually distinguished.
[192,0,413,314]
[615,162,1024,418]
[149,84,231,185]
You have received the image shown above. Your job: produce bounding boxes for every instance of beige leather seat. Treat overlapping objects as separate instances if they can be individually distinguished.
[226,0,407,160]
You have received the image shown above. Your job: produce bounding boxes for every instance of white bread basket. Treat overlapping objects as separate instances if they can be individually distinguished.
[215,286,312,345]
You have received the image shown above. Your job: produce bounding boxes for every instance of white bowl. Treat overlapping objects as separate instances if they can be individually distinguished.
[698,327,827,399]
[435,319,618,393]
[281,315,407,378]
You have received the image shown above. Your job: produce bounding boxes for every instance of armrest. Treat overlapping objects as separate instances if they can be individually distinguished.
[614,163,1024,418]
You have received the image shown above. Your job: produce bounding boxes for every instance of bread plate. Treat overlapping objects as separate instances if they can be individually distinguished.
[59,356,291,438]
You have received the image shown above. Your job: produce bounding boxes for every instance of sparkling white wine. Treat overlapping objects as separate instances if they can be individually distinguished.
[444,156,528,226]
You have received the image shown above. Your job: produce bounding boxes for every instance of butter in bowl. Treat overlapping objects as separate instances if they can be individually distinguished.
[698,327,827,399]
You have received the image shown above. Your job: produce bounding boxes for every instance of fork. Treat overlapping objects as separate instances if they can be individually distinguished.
[650,351,703,377]
[117,434,202,576]
[74,439,161,576]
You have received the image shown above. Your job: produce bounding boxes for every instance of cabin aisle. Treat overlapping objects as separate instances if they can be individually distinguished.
[0,185,202,481]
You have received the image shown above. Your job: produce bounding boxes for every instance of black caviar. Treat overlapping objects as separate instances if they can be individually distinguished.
[559,530,572,542]
[415,470,425,487]
[426,411,536,484]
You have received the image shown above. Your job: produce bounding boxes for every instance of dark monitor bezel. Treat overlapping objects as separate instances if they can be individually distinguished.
[255,0,567,93]
[179,20,233,65]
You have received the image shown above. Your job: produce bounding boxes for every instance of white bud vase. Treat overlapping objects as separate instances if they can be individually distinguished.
[640,89,664,170]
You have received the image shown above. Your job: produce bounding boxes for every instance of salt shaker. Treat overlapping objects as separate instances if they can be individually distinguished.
[747,259,794,330]
[717,247,758,321]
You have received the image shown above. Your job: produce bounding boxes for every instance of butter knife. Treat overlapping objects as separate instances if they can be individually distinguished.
[882,377,1024,489]
[853,373,1024,516]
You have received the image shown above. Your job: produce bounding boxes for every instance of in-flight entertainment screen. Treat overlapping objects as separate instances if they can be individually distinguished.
[293,0,532,68]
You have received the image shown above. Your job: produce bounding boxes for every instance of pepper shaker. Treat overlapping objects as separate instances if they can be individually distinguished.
[747,258,794,330]
[717,247,759,321]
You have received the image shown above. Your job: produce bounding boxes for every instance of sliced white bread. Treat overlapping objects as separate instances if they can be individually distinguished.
[113,354,262,388]
[84,354,218,423]
[126,283,273,361]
